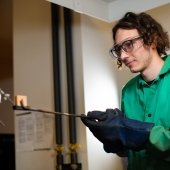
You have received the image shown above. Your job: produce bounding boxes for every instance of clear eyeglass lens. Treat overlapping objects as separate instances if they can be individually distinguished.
[122,40,133,52]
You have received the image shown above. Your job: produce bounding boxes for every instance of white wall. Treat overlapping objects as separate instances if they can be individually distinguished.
[80,13,131,170]
[13,0,56,170]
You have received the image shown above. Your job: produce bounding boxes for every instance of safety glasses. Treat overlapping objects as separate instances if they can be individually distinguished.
[109,36,143,59]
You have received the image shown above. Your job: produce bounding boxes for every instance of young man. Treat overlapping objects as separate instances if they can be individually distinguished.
[81,12,170,170]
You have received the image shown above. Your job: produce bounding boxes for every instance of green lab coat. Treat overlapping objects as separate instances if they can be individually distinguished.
[121,55,170,170]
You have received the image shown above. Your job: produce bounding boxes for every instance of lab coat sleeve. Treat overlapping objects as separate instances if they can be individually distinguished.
[148,125,170,160]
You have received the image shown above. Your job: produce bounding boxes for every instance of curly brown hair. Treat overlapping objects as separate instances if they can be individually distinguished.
[112,12,170,69]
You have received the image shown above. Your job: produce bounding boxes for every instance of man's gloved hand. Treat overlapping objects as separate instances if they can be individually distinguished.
[81,108,154,152]
[82,108,125,153]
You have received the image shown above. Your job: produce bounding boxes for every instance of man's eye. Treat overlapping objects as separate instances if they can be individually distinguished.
[122,40,133,51]
[124,41,132,48]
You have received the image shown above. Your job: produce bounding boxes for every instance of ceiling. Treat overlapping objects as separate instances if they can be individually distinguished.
[46,0,170,22]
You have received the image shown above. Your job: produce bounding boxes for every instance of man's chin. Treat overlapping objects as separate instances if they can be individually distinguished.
[129,67,140,73]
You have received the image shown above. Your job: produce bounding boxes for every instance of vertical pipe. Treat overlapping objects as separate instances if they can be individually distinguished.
[51,3,64,169]
[63,7,78,164]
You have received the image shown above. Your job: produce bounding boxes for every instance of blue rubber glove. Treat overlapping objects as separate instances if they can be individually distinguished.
[81,108,154,152]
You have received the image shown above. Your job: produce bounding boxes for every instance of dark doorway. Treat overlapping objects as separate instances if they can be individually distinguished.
[0,134,15,170]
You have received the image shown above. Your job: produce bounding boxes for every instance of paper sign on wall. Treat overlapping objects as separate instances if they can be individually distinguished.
[15,111,55,152]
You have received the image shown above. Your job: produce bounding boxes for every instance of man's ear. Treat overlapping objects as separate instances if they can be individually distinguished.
[150,42,157,49]
[151,35,158,49]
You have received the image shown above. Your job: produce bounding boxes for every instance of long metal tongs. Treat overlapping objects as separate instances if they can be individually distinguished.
[15,104,86,118]
[0,88,86,118]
